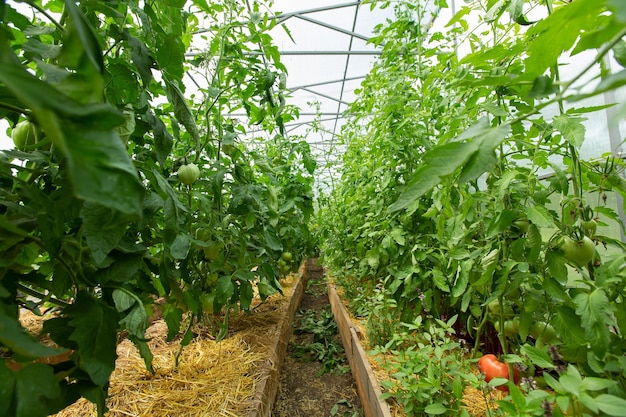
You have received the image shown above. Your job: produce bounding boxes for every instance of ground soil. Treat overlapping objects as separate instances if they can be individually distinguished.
[271,259,363,417]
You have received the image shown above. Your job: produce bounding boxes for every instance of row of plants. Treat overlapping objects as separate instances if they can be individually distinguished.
[0,1,315,416]
[317,0,626,416]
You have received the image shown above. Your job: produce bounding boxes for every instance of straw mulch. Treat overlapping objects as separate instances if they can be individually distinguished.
[18,272,300,417]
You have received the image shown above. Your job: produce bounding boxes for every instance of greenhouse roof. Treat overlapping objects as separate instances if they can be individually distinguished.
[261,0,394,169]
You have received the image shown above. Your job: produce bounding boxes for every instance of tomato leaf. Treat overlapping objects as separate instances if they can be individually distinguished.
[521,344,555,369]
[15,364,61,417]
[526,205,554,227]
[81,203,131,265]
[165,79,199,141]
[0,308,66,359]
[67,292,119,386]
[0,361,17,416]
[62,0,103,73]
[553,115,586,148]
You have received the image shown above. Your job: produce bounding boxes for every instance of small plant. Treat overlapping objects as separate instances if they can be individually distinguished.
[373,315,479,417]
[330,399,361,417]
[366,285,404,346]
[292,307,348,376]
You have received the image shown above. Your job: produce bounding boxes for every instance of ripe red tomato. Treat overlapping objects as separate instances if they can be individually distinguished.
[478,354,521,392]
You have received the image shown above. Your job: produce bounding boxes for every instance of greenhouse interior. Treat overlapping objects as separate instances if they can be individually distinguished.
[1,0,626,416]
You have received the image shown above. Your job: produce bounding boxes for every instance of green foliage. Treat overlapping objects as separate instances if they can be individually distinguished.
[0,0,314,415]
[373,315,477,417]
[292,307,348,376]
[318,0,626,414]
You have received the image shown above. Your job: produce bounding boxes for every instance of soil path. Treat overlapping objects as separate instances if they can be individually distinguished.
[271,259,363,417]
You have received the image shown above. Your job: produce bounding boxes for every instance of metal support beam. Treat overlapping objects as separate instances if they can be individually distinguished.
[186,50,380,57]
[275,2,362,22]
[293,14,372,43]
[289,75,366,91]
[300,87,351,105]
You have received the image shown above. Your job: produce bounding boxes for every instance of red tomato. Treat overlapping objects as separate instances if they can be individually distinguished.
[478,354,521,392]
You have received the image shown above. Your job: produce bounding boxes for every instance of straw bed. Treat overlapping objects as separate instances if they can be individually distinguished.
[25,273,300,417]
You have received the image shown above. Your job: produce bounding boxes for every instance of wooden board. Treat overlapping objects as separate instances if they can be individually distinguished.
[328,284,392,417]
[246,263,307,417]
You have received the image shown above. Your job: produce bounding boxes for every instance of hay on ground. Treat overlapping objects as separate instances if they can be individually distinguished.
[43,273,299,417]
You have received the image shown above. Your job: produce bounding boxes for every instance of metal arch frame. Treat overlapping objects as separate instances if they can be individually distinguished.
[187,1,380,144]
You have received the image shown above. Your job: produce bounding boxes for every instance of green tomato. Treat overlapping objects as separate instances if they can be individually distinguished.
[560,236,595,267]
[494,317,520,337]
[178,163,200,185]
[513,218,530,234]
[529,322,556,343]
[12,120,46,150]
[581,219,597,234]
[487,300,513,316]
[281,251,293,262]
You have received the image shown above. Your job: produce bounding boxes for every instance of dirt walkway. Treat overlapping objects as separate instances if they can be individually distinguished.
[271,260,363,417]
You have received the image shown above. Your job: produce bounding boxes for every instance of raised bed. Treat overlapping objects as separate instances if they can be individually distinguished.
[49,263,309,417]
[328,283,392,417]
[246,261,307,417]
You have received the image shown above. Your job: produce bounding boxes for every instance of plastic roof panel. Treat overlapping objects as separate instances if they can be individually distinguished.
[269,1,393,161]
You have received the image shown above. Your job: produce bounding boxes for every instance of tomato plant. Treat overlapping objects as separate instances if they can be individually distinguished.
[478,354,520,392]
[0,0,314,415]
[316,0,626,415]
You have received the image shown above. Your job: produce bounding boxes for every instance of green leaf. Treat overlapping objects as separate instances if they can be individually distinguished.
[120,305,148,337]
[264,226,283,251]
[595,69,626,94]
[580,377,616,392]
[524,0,605,77]
[508,0,534,25]
[215,276,235,306]
[528,75,557,98]
[574,289,612,331]
[0,308,66,359]
[15,364,61,417]
[240,280,253,311]
[390,141,478,211]
[433,269,450,292]
[526,205,554,227]
[574,289,612,355]
[424,403,447,415]
[390,228,406,246]
[112,289,135,312]
[81,203,130,265]
[170,233,191,259]
[553,305,586,346]
[165,79,199,141]
[62,0,104,73]
[126,34,155,86]
[67,292,119,386]
[553,115,586,148]
[521,344,555,369]
[129,336,154,374]
[594,394,626,416]
[0,361,17,416]
[608,0,626,23]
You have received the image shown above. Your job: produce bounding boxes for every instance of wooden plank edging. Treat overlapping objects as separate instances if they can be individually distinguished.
[246,262,307,417]
[328,283,393,417]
